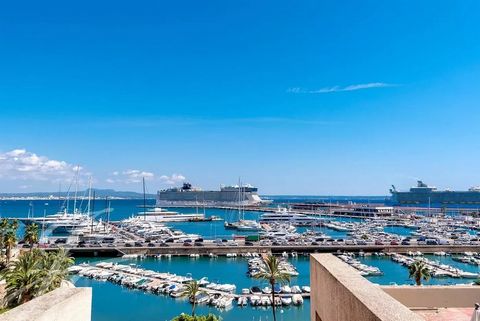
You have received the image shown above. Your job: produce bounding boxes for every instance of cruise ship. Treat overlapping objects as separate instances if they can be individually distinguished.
[157,182,271,206]
[390,181,480,205]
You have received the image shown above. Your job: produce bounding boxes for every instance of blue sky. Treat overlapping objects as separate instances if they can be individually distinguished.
[0,1,479,195]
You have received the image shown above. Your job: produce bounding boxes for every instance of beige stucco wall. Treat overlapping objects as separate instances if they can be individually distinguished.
[382,285,480,309]
[0,287,91,321]
[310,254,424,321]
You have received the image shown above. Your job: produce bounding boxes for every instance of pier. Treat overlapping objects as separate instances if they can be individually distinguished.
[52,244,480,257]
[72,261,310,310]
[160,203,480,219]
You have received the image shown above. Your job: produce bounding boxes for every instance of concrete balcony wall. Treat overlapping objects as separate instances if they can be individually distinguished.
[310,254,424,321]
[382,286,480,309]
[0,287,91,321]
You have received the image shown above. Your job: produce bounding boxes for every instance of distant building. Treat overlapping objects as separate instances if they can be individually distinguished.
[291,203,394,217]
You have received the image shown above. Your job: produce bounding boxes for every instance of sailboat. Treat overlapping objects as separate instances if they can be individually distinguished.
[135,178,205,222]
[224,180,261,231]
[20,170,93,234]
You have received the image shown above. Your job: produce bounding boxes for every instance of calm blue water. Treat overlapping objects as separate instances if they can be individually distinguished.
[0,199,412,240]
[383,226,416,236]
[359,255,480,286]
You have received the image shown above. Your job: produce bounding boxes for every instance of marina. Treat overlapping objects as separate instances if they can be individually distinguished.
[5,198,480,321]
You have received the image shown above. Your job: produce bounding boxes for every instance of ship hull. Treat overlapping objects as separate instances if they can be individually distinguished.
[391,191,480,205]
[157,190,270,206]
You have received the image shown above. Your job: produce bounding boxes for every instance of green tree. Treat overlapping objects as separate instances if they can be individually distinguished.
[171,313,221,321]
[0,219,10,263]
[2,250,42,305]
[252,255,291,321]
[180,280,204,317]
[36,248,74,295]
[4,231,17,264]
[408,260,431,286]
[10,220,19,233]
[24,223,39,250]
[0,249,74,307]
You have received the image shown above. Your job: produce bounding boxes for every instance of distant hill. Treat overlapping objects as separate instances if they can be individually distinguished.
[0,189,156,199]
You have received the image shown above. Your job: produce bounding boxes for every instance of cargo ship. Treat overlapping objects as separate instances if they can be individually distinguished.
[390,181,480,205]
[157,182,271,206]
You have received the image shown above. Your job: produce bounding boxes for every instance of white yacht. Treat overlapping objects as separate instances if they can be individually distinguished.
[137,207,205,222]
[19,208,90,226]
[224,219,261,231]
[259,207,319,225]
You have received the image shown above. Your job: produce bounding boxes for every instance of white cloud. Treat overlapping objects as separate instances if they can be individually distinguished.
[0,149,83,182]
[106,170,185,186]
[288,82,397,94]
[159,174,186,185]
[106,169,155,184]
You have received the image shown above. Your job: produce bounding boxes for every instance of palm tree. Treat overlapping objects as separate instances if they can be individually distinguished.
[36,248,74,295]
[24,223,39,250]
[0,218,9,262]
[180,280,204,317]
[4,231,17,264]
[10,220,19,233]
[408,260,431,286]
[171,313,221,321]
[252,255,291,321]
[1,250,42,306]
[0,249,74,307]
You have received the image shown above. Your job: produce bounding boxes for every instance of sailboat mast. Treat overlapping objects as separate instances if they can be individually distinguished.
[87,177,92,217]
[143,177,146,220]
[104,196,109,232]
[73,166,79,213]
[107,198,111,232]
[90,190,95,233]
[238,177,241,221]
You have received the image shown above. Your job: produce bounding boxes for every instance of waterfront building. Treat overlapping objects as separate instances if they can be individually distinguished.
[291,203,394,217]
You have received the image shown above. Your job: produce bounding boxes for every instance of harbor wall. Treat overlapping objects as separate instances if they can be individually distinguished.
[310,254,423,321]
[158,190,251,202]
[57,244,480,257]
[0,287,92,321]
[382,286,480,308]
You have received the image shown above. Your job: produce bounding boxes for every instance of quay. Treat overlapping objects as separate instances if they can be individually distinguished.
[160,203,480,219]
[52,244,480,257]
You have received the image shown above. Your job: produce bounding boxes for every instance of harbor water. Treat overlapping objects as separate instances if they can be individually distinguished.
[73,256,311,321]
